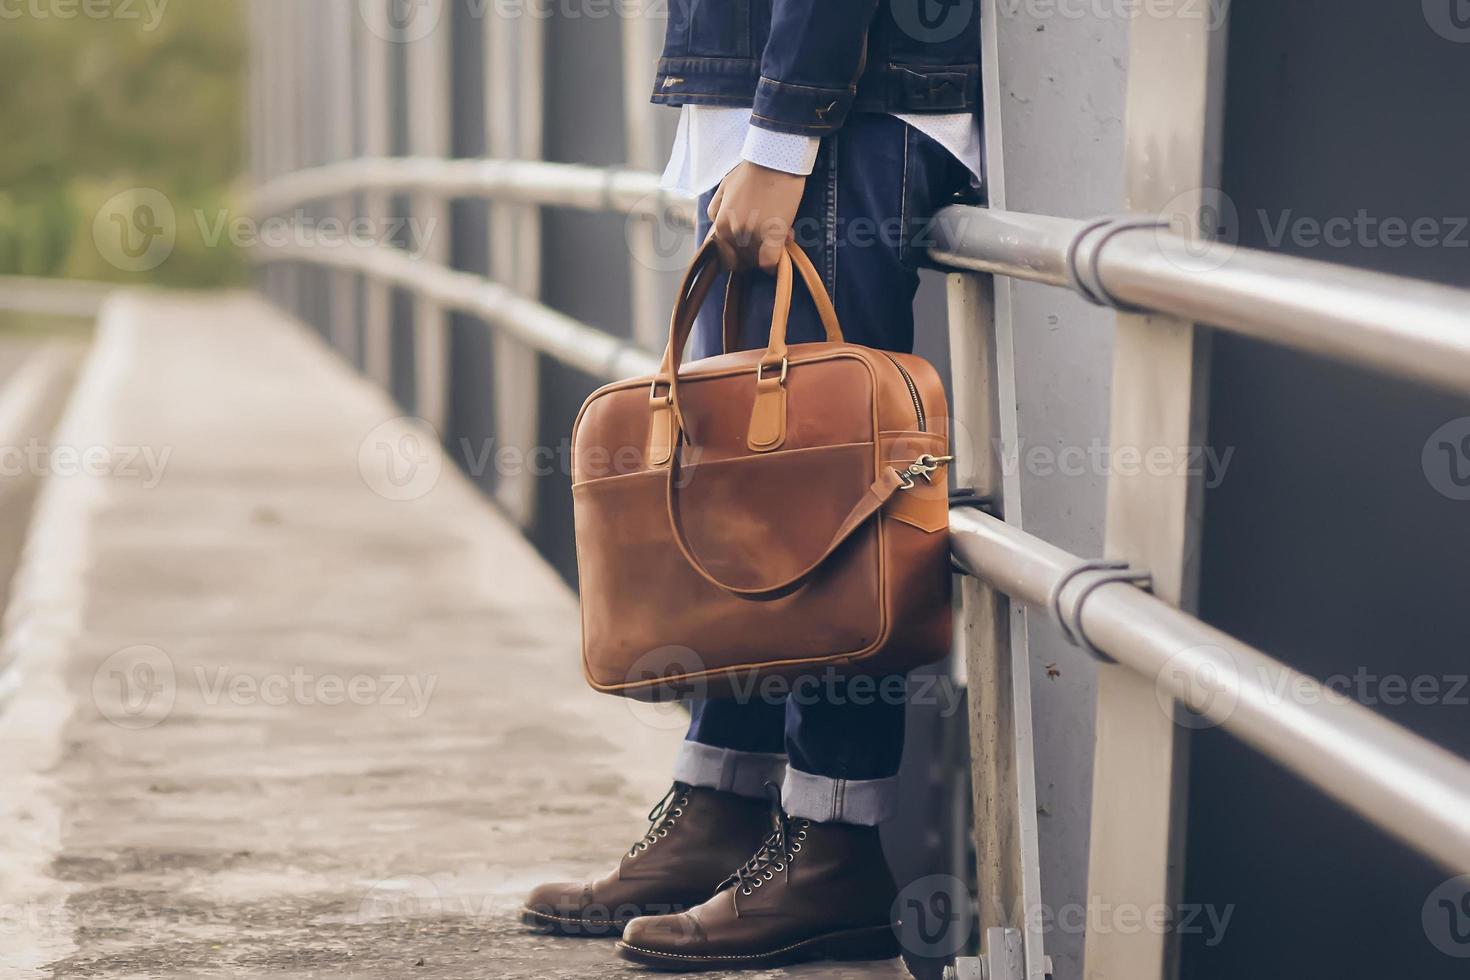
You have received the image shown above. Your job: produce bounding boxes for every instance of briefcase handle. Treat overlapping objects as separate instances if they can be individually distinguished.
[649,237,904,600]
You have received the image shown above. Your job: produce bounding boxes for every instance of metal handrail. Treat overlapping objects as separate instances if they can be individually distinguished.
[255,158,1470,399]
[0,275,116,319]
[950,506,1470,874]
[250,156,697,227]
[931,205,1470,398]
[256,240,660,382]
[252,162,1470,874]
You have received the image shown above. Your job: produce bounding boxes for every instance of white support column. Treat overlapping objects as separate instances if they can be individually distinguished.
[953,3,1047,978]
[484,5,544,528]
[357,0,394,389]
[325,0,359,363]
[405,13,452,433]
[1082,5,1230,980]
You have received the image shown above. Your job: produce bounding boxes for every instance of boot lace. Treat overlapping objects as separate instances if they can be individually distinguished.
[728,782,809,900]
[629,782,691,856]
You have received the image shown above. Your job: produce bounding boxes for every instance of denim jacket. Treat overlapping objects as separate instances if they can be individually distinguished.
[650,0,981,137]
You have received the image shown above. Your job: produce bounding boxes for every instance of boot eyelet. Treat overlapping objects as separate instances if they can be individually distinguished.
[741,887,752,896]
[762,871,773,880]
[791,842,802,852]
[672,808,684,816]
[751,878,763,888]
[773,863,784,871]
[658,829,669,837]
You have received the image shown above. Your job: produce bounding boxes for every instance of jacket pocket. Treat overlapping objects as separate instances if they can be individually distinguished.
[673,0,750,58]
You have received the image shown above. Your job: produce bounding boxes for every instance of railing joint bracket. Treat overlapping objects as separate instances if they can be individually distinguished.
[1046,557,1153,663]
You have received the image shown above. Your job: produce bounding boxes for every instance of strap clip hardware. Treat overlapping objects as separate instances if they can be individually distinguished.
[896,453,954,490]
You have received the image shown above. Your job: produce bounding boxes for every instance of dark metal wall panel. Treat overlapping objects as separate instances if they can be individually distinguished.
[1185,2,1470,976]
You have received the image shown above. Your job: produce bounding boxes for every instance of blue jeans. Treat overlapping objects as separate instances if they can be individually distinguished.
[675,113,971,826]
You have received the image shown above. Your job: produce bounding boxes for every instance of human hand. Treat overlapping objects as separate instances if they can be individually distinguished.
[706,160,807,274]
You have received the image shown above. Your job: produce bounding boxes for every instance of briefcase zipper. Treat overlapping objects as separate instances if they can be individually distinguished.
[881,352,926,431]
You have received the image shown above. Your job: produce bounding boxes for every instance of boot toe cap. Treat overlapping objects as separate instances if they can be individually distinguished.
[524,880,587,914]
[621,910,706,952]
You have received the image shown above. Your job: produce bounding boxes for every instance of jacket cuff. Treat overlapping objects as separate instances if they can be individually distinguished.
[740,126,821,176]
[750,76,856,137]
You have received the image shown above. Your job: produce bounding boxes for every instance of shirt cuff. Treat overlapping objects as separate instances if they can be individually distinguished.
[740,126,821,177]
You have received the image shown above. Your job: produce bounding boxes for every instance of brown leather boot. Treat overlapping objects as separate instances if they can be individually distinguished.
[615,805,901,970]
[521,783,770,937]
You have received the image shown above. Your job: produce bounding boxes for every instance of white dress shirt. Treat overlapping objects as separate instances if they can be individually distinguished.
[661,105,983,196]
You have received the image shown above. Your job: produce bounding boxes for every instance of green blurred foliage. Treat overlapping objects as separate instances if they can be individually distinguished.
[0,0,247,287]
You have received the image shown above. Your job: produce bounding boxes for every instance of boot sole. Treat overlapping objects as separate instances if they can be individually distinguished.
[614,924,900,971]
[519,906,630,937]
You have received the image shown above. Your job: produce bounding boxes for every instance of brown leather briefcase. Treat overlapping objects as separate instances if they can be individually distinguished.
[572,237,953,701]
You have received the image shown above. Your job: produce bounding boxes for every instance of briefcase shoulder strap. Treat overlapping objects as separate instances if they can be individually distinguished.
[665,449,907,600]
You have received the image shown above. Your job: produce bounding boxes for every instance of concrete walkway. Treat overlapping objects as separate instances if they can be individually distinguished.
[0,292,908,979]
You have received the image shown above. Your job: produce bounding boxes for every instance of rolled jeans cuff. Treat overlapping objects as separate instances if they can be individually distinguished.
[782,767,899,826]
[673,741,787,800]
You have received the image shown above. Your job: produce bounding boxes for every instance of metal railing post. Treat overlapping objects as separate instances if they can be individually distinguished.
[950,5,1047,977]
[621,0,668,350]
[357,0,394,389]
[406,12,452,433]
[484,3,544,529]
[325,0,359,363]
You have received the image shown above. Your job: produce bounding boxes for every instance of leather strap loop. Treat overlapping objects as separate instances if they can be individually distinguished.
[666,449,904,600]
